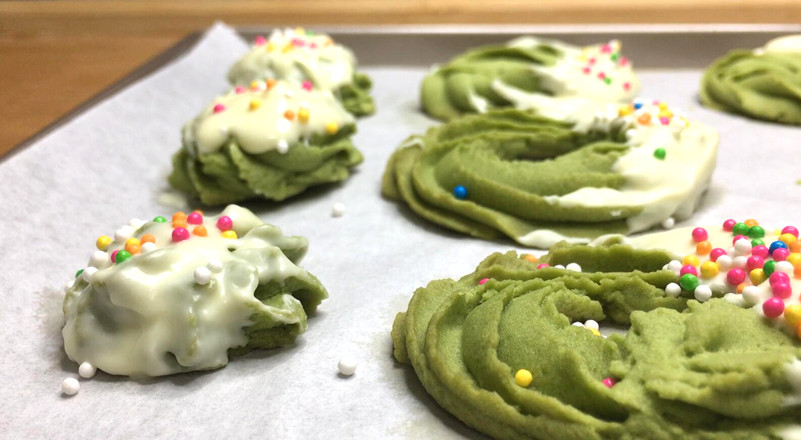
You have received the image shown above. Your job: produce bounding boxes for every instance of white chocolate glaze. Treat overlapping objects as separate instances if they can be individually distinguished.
[182,80,354,156]
[764,35,801,54]
[228,28,357,92]
[62,205,323,377]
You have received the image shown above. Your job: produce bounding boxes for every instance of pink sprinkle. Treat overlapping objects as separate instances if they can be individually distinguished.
[782,226,799,237]
[582,66,591,74]
[216,216,233,231]
[301,80,313,91]
[536,263,550,269]
[722,219,736,231]
[213,104,226,113]
[588,57,597,65]
[691,227,708,243]
[478,278,489,285]
[770,272,790,286]
[254,35,266,46]
[172,227,190,242]
[597,72,606,79]
[110,249,120,263]
[752,245,770,259]
[652,99,661,105]
[680,265,698,277]
[187,212,203,225]
[773,248,790,262]
[746,256,765,271]
[600,45,612,54]
[709,248,727,262]
[602,377,616,388]
[772,282,792,299]
[310,43,318,49]
[292,38,305,47]
[726,268,746,285]
[234,86,246,94]
[732,235,748,245]
[659,117,670,125]
[763,297,785,318]
[623,82,631,91]
[620,57,629,67]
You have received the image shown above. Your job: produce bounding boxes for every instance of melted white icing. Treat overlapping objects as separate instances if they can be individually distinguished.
[184,80,354,155]
[62,205,319,377]
[764,35,801,54]
[228,28,357,92]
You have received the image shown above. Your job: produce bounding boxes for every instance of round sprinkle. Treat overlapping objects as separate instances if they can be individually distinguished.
[752,238,765,247]
[566,262,582,272]
[478,278,489,285]
[785,304,801,326]
[114,226,134,242]
[249,99,262,111]
[172,211,187,222]
[96,236,112,251]
[514,369,533,387]
[722,219,736,231]
[653,148,666,160]
[787,253,801,267]
[79,362,97,379]
[453,185,468,200]
[746,256,764,272]
[298,108,310,123]
[749,269,766,286]
[221,230,238,239]
[276,139,290,154]
[764,260,777,277]
[207,260,223,273]
[153,216,167,223]
[696,241,712,255]
[744,219,759,227]
[680,265,698,277]
[89,250,110,269]
[325,122,339,135]
[732,222,749,236]
[536,263,550,269]
[602,377,616,388]
[172,227,190,242]
[700,261,719,279]
[141,242,157,253]
[338,358,357,376]
[772,282,792,299]
[683,255,700,267]
[332,202,346,218]
[115,250,132,264]
[763,297,785,318]
[213,104,226,113]
[748,225,765,239]
[216,216,233,231]
[691,227,708,243]
[187,212,203,225]
[694,285,712,302]
[742,286,763,305]
[524,254,538,263]
[679,274,699,291]
[774,248,791,262]
[726,268,746,286]
[667,260,683,273]
[584,320,599,331]
[752,245,770,259]
[770,240,788,254]
[110,250,119,263]
[733,255,748,269]
[780,233,798,245]
[717,255,733,271]
[141,234,156,244]
[81,267,97,283]
[665,283,681,297]
[734,239,752,255]
[193,225,208,237]
[776,261,795,275]
[194,266,212,285]
[61,378,80,396]
[301,80,313,91]
[125,238,141,253]
[709,248,727,262]
[173,218,188,229]
[661,217,675,229]
[782,226,799,238]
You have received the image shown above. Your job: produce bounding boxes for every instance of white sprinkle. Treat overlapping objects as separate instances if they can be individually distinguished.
[661,217,675,229]
[667,260,683,273]
[728,247,737,257]
[584,320,599,331]
[694,285,712,302]
[114,226,134,242]
[733,255,748,269]
[277,118,291,133]
[81,267,97,283]
[276,139,289,154]
[284,89,295,98]
[742,285,764,305]
[64,280,75,292]
[207,260,224,273]
[734,239,752,255]
[665,283,681,297]
[194,267,212,285]
[79,362,97,379]
[141,242,157,253]
[723,292,745,306]
[565,263,582,272]
[787,359,801,392]
[89,250,110,269]
[554,265,565,270]
[571,322,585,327]
[338,357,357,376]
[128,218,145,229]
[624,129,637,141]
[220,126,228,135]
[61,378,79,395]
[332,202,346,217]
[717,255,733,271]
[777,261,795,275]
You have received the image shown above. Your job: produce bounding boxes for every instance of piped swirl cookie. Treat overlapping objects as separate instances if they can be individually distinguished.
[421,38,639,121]
[228,28,375,116]
[63,205,327,377]
[701,35,801,126]
[392,221,801,440]
[169,79,363,205]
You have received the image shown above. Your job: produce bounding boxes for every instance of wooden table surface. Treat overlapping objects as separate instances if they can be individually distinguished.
[2,0,800,156]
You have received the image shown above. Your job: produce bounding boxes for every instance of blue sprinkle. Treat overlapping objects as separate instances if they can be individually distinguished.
[633,102,643,110]
[769,240,788,254]
[453,185,468,200]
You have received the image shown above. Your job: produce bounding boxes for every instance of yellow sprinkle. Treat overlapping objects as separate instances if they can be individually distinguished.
[325,122,339,135]
[750,268,766,285]
[221,230,238,239]
[125,238,141,247]
[249,99,262,111]
[282,44,293,53]
[267,42,275,52]
[514,369,533,387]
[298,108,310,123]
[249,80,261,90]
[780,233,798,245]
[682,255,700,267]
[658,110,673,119]
[700,261,719,279]
[589,328,601,337]
[775,228,783,236]
[96,236,112,251]
[785,305,801,326]
[618,105,633,117]
[658,102,668,111]
[787,253,801,267]
[295,27,305,34]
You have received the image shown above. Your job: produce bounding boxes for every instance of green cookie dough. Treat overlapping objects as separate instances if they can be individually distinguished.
[382,106,718,248]
[169,80,363,206]
[701,42,801,126]
[228,29,375,117]
[63,205,327,377]
[392,231,801,439]
[421,37,639,121]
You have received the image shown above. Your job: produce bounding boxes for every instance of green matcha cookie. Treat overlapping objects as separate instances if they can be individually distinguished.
[228,28,375,117]
[63,205,327,377]
[700,35,801,126]
[383,101,718,248]
[169,80,363,206]
[392,224,801,440]
[422,38,639,121]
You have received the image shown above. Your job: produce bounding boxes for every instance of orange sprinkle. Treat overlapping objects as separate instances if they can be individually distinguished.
[792,241,801,253]
[524,254,538,263]
[125,243,141,255]
[266,78,277,90]
[696,240,712,255]
[637,113,651,124]
[173,211,187,222]
[744,218,759,227]
[173,218,187,228]
[284,110,295,120]
[140,234,156,244]
[736,283,747,294]
[795,265,801,279]
[193,225,208,237]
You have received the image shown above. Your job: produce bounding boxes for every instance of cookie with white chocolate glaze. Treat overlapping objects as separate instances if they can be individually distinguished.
[63,205,327,377]
[169,79,363,205]
[228,28,375,117]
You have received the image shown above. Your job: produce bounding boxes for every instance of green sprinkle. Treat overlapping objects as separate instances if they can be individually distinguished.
[748,225,765,239]
[153,216,166,223]
[115,250,132,264]
[679,273,699,291]
[751,238,765,247]
[732,222,749,236]
[603,77,612,85]
[75,269,84,278]
[653,148,666,160]
[764,260,777,277]
[611,53,620,62]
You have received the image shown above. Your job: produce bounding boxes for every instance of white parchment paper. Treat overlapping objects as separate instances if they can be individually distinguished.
[2,23,801,439]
